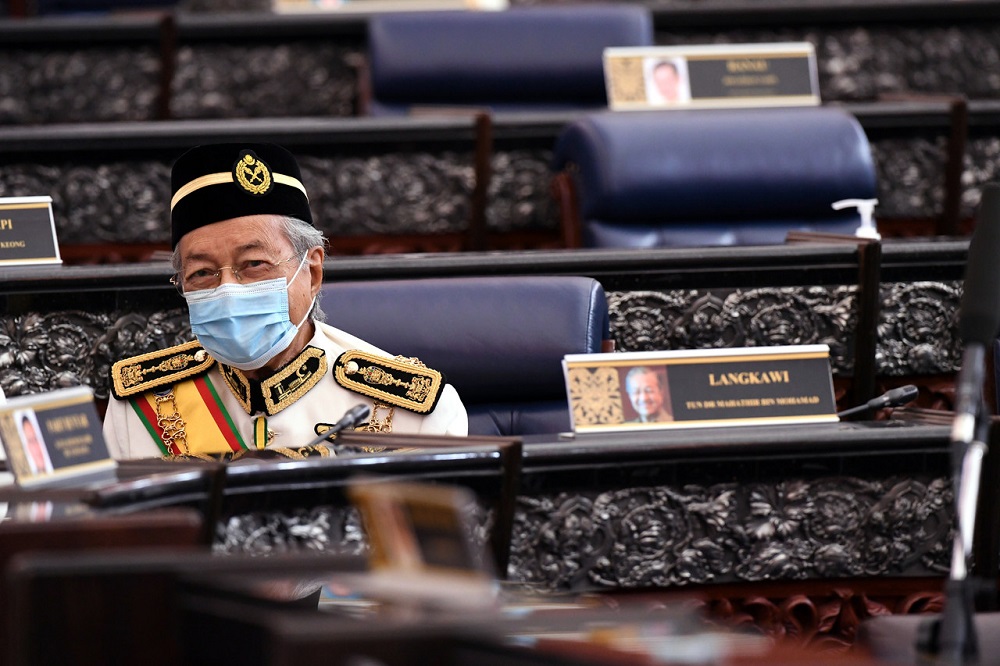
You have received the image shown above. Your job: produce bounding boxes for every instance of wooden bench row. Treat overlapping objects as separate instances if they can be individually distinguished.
[0,101,997,261]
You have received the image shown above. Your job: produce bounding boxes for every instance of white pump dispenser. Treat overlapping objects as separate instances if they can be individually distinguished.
[831,198,880,240]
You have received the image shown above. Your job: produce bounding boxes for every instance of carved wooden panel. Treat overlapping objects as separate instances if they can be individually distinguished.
[171,43,359,119]
[0,139,993,245]
[607,281,963,377]
[507,477,951,591]
[0,277,963,400]
[0,47,161,124]
[213,472,953,591]
[0,150,558,247]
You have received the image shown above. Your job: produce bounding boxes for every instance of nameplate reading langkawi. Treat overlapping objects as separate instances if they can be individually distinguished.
[562,345,837,433]
[0,196,62,266]
[604,42,820,111]
[0,386,117,489]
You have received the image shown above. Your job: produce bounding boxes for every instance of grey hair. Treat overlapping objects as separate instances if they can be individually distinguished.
[171,215,328,322]
[280,216,328,322]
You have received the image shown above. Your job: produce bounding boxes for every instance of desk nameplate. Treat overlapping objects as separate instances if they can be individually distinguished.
[0,386,116,490]
[563,345,838,433]
[0,196,62,266]
[604,42,820,111]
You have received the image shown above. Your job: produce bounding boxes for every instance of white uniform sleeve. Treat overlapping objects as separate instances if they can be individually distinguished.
[102,398,163,460]
[418,384,468,437]
[103,398,130,459]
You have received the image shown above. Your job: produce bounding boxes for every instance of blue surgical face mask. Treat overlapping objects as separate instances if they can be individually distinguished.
[183,253,314,371]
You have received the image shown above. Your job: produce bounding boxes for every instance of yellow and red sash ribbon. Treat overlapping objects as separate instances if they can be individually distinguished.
[129,375,248,456]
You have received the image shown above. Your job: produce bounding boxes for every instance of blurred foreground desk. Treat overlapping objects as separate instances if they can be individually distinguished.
[174,561,895,666]
[6,547,892,666]
[0,419,968,653]
[193,420,961,648]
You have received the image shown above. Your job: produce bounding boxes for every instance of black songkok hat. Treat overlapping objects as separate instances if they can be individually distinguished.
[170,143,313,248]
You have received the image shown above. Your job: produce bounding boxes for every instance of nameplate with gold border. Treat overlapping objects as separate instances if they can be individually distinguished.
[0,196,62,266]
[0,386,117,489]
[604,42,820,111]
[562,344,837,433]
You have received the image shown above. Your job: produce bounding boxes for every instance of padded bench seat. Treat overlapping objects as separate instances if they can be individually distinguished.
[551,106,879,248]
[320,275,609,436]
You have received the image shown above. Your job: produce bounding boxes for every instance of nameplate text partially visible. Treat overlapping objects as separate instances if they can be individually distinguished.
[604,42,820,111]
[0,386,116,489]
[563,345,838,433]
[0,196,62,266]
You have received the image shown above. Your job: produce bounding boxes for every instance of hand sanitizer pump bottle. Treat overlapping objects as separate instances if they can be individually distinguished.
[831,198,880,240]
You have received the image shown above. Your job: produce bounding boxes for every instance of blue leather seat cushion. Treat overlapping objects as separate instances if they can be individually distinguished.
[585,218,861,248]
[469,402,572,438]
[367,99,612,117]
[320,276,608,405]
[552,107,878,225]
[368,6,653,106]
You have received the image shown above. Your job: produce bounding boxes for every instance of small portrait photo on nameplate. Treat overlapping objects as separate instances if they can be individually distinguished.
[563,345,838,434]
[0,386,117,489]
[0,196,62,266]
[604,42,820,111]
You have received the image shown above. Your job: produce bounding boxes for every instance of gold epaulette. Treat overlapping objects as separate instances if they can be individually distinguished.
[109,340,215,400]
[332,350,444,414]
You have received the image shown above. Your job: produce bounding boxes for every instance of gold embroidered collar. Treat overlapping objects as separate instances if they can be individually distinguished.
[219,346,327,416]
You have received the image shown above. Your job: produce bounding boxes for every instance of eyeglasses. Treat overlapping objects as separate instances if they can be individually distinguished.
[170,254,301,295]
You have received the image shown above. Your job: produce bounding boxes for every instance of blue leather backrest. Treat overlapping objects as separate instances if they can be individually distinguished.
[320,276,609,436]
[367,6,653,114]
[552,107,878,247]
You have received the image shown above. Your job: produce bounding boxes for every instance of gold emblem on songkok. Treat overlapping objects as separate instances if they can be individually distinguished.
[110,340,216,399]
[233,150,273,196]
[333,350,444,414]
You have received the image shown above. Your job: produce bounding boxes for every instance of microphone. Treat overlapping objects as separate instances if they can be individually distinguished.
[919,183,1000,665]
[837,384,919,419]
[953,184,1000,438]
[303,403,371,449]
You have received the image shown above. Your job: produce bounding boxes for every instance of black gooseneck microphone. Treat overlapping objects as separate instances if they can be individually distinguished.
[304,403,372,449]
[836,384,919,419]
[919,183,1000,665]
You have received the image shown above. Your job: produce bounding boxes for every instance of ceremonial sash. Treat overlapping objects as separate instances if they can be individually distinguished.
[129,375,247,455]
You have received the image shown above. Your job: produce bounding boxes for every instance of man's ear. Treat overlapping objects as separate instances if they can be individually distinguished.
[308,246,325,296]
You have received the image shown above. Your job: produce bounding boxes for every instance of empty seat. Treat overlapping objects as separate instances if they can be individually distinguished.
[551,106,879,248]
[363,5,654,115]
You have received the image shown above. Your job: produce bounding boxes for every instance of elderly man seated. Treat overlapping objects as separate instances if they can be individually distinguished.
[103,143,467,459]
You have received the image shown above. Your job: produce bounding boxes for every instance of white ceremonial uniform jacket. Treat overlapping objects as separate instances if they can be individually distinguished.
[103,321,468,460]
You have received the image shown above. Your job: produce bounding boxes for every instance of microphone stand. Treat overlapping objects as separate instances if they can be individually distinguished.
[920,395,988,665]
[922,182,1000,664]
[303,404,372,450]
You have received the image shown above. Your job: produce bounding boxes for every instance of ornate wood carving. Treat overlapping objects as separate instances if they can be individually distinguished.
[0,276,963,400]
[0,140,991,248]
[171,43,358,119]
[0,150,558,250]
[607,281,963,377]
[0,308,190,400]
[0,47,161,124]
[213,473,953,591]
[507,478,952,592]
